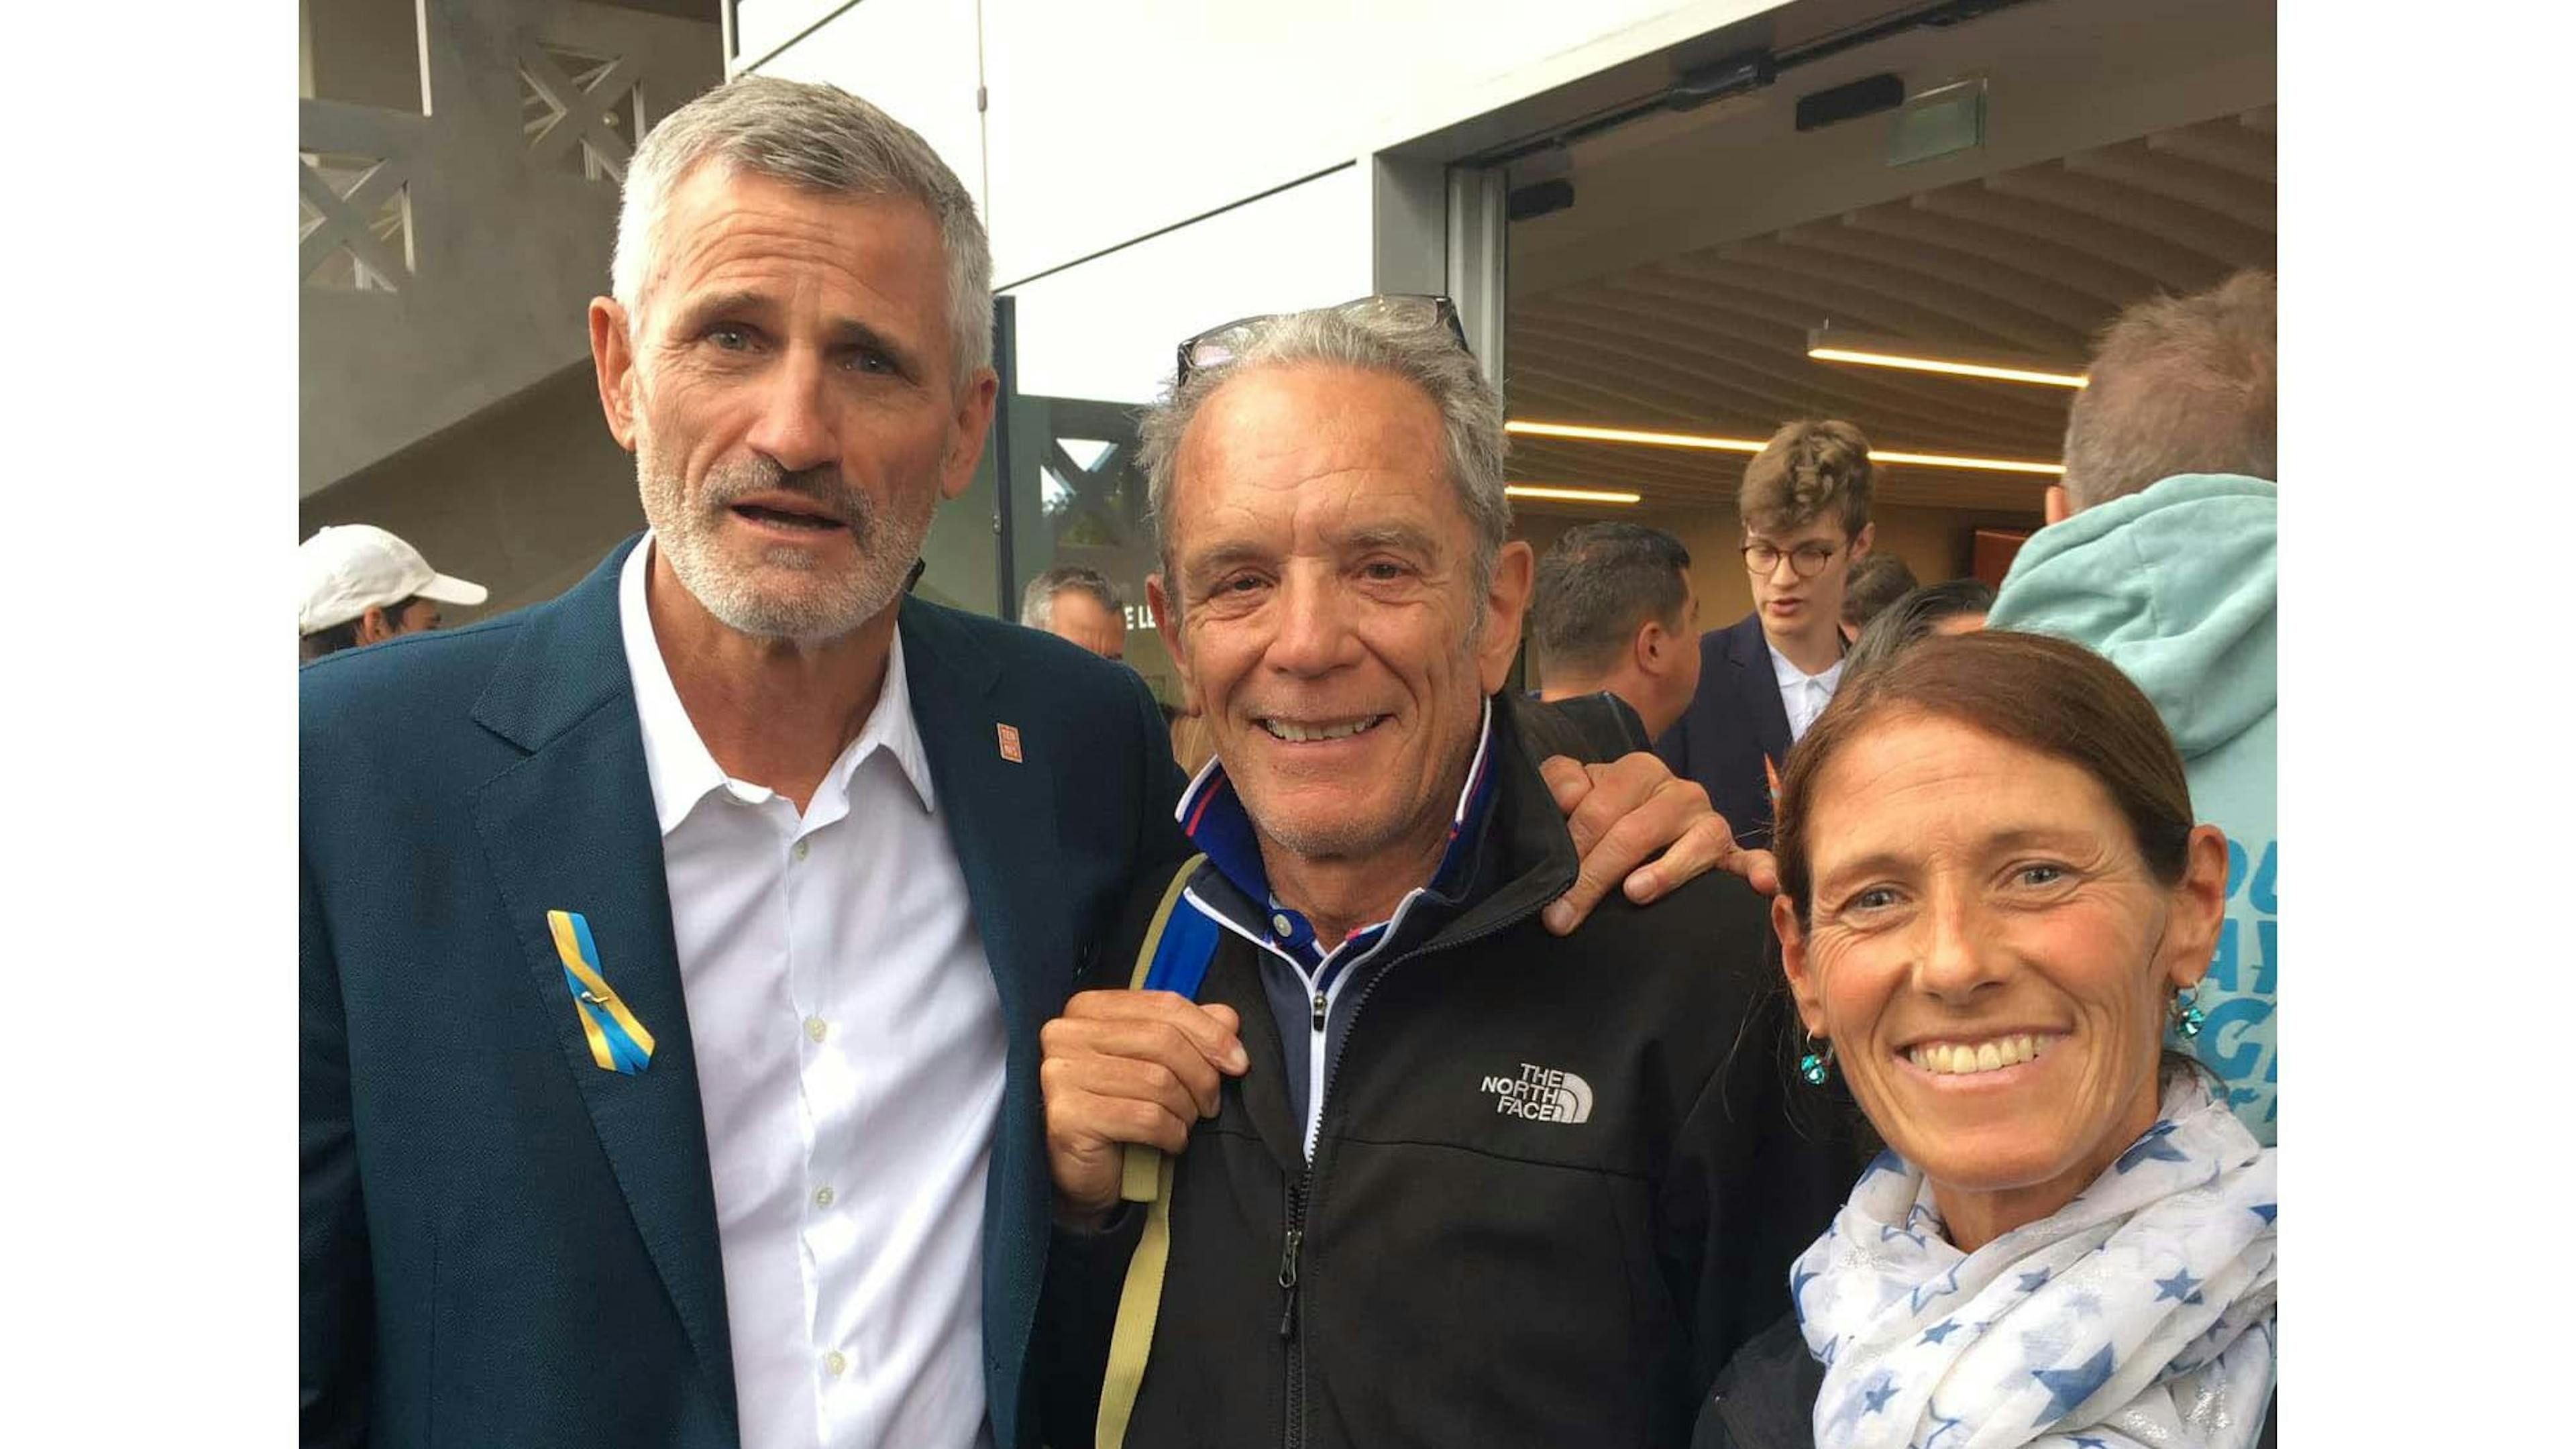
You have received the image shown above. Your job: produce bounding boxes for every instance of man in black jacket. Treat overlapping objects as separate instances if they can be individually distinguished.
[1035,299,1853,1448]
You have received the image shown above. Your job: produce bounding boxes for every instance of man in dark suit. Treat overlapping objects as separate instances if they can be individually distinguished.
[1655,419,1878,849]
[303,77,1756,1449]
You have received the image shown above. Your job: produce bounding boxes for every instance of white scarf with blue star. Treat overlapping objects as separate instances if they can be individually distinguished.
[1792,1074,2277,1448]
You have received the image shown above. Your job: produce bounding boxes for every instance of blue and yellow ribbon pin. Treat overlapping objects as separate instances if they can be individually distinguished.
[547,910,655,1074]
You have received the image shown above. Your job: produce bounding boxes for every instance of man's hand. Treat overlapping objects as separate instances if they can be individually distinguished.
[1538,753,1781,934]
[1040,989,1250,1225]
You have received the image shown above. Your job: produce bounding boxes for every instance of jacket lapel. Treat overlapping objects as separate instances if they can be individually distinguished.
[897,598,1064,1037]
[896,596,1066,1423]
[467,539,738,1431]
[1726,612,1795,771]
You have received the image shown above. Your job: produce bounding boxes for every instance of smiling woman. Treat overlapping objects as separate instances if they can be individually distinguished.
[1695,631,2277,1449]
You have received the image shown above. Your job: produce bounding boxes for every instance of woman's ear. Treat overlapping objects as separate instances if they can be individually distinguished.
[2163,824,2232,989]
[1774,892,1828,1037]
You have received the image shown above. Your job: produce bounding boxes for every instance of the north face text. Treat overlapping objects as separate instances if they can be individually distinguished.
[1483,1063,1593,1123]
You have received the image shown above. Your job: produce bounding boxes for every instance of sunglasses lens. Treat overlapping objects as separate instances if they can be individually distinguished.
[1344,296,1438,330]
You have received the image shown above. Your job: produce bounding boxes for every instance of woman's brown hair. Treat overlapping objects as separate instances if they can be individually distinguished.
[1774,630,2196,924]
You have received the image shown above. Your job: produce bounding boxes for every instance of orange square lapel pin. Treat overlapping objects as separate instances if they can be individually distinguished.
[996,722,1024,763]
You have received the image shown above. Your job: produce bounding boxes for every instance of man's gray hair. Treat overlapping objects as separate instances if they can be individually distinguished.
[1020,564,1123,629]
[1136,306,1509,614]
[612,75,994,384]
[2061,270,2275,512]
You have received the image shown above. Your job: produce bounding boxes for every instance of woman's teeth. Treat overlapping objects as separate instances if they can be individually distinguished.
[1909,1034,2050,1076]
[1263,716,1382,742]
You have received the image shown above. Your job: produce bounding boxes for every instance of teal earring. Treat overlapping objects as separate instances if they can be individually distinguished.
[2169,983,2207,1039]
[1800,1034,1835,1086]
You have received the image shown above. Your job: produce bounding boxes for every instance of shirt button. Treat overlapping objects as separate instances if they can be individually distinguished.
[1271,912,1294,936]
[823,1350,847,1377]
[814,1185,836,1208]
[804,1016,829,1043]
[793,839,812,862]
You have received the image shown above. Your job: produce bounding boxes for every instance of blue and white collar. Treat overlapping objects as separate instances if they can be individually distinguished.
[1175,696,1499,977]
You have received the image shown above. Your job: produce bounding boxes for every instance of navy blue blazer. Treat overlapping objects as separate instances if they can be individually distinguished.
[300,538,1187,1448]
[1652,612,1794,852]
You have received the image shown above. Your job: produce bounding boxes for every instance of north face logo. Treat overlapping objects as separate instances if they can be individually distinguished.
[1481,1063,1593,1123]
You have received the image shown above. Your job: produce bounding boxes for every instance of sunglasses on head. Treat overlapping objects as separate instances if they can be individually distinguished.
[1174,294,1470,387]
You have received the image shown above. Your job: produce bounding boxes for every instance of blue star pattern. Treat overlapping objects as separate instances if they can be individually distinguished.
[1860,1374,1900,1415]
[2017,1268,2053,1293]
[2114,1120,2187,1173]
[2250,1202,2277,1224]
[1920,1319,1962,1346]
[1913,1407,1967,1449]
[1909,1263,1964,1313]
[1881,1220,1932,1249]
[2030,1344,2117,1426]
[2074,1438,2109,1449]
[1861,1148,1907,1181]
[1792,1267,1820,1305]
[2155,1269,2204,1304]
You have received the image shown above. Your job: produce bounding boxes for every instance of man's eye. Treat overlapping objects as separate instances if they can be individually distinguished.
[1797,546,1834,566]
[1849,886,1900,912]
[2015,864,2068,888]
[1360,561,1410,581]
[842,350,897,375]
[707,326,751,350]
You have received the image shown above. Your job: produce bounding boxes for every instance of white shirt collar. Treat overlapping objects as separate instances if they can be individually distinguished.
[619,534,936,837]
[1767,639,1848,694]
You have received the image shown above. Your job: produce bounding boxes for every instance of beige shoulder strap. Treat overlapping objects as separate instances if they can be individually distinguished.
[1096,854,1205,1449]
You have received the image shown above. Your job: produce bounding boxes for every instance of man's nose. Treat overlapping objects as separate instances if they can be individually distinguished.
[743,349,839,475]
[1764,552,1803,587]
[1265,568,1359,676]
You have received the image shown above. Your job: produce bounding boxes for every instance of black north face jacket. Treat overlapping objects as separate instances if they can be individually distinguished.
[1036,696,1859,1449]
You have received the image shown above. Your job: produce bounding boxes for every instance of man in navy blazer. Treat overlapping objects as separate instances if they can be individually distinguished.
[1654,421,1880,850]
[302,540,1186,1446]
[303,76,1748,1449]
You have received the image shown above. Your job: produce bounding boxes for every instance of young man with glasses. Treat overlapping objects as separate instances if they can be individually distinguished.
[1654,418,1876,850]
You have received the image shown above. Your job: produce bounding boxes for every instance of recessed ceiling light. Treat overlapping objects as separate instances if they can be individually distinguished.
[1806,327,2088,388]
[1506,419,2063,476]
[1505,484,1643,504]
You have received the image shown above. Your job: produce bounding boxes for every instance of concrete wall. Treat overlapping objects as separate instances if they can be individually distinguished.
[300,361,645,625]
[301,0,721,496]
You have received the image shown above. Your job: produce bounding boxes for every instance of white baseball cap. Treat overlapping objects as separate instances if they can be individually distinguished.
[299,524,489,636]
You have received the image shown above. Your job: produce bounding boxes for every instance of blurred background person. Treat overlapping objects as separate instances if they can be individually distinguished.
[1698,630,2274,1449]
[1841,578,1995,681]
[299,523,488,663]
[1656,419,1876,849]
[1530,520,1702,741]
[1838,552,1918,643]
[1988,269,2277,1145]
[1019,562,1128,660]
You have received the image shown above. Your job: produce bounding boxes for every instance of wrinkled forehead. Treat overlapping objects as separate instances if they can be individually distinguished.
[1168,365,1458,545]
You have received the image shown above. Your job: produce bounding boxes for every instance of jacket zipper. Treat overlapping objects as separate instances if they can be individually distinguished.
[1275,894,1560,1449]
[1279,1178,1307,1449]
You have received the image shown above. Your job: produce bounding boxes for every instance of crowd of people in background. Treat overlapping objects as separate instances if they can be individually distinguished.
[301,72,2276,1449]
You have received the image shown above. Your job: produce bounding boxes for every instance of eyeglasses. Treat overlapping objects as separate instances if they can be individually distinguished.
[1175,294,1469,387]
[1741,540,1843,578]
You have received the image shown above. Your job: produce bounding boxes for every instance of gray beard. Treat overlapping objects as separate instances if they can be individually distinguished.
[635,429,933,643]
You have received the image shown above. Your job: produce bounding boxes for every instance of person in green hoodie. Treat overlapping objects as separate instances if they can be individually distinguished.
[1987,269,2277,1145]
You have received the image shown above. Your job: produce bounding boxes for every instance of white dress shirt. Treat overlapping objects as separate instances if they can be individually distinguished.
[621,539,1004,1449]
[1768,641,1848,744]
